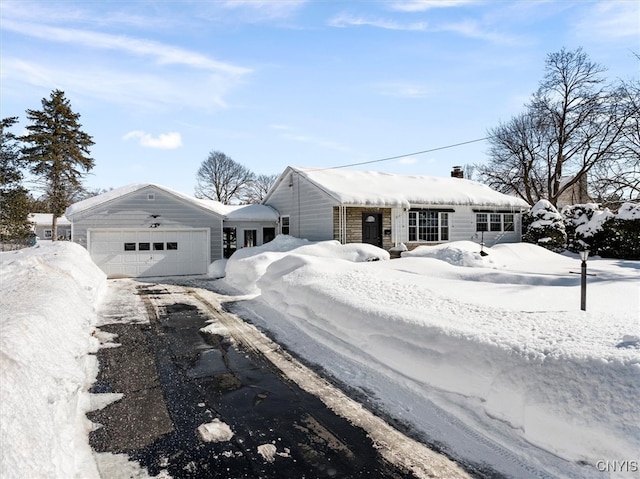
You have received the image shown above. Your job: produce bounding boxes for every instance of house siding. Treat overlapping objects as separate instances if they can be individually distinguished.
[392,205,522,249]
[266,170,337,241]
[70,185,224,261]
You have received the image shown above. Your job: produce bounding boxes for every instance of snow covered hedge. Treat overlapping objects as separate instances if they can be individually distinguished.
[524,200,640,259]
[562,202,640,259]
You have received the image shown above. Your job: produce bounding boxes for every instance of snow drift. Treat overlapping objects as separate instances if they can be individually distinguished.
[223,239,640,476]
[0,242,107,479]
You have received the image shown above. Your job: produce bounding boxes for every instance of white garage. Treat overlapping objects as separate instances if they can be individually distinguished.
[88,228,209,277]
[65,183,278,278]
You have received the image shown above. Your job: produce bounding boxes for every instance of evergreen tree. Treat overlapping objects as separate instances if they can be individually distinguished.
[1,117,32,246]
[21,90,94,240]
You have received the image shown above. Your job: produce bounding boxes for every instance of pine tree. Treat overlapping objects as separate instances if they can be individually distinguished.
[1,117,32,247]
[21,90,95,240]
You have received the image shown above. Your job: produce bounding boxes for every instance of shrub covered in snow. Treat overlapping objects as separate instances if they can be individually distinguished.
[562,202,640,259]
[522,200,567,253]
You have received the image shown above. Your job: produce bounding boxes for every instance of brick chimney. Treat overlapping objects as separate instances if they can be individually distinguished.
[451,166,463,178]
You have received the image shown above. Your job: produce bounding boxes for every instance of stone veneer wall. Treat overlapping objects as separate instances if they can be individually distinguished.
[333,206,393,251]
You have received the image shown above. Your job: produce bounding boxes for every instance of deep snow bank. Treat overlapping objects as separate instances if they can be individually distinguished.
[225,240,639,475]
[224,235,389,293]
[0,242,107,479]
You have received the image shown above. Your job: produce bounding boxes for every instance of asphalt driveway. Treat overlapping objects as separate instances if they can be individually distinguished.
[88,279,469,479]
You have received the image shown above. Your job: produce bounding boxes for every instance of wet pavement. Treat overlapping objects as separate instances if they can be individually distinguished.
[89,283,423,478]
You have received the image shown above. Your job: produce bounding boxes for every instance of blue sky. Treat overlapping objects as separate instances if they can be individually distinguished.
[1,0,638,196]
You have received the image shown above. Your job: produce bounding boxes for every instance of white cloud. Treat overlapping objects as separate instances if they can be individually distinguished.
[329,12,517,44]
[220,0,307,19]
[329,14,427,31]
[1,58,231,112]
[123,131,183,149]
[390,0,479,12]
[573,1,640,41]
[2,19,251,75]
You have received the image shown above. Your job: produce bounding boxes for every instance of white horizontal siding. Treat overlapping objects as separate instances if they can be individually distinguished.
[71,185,224,260]
[265,170,337,241]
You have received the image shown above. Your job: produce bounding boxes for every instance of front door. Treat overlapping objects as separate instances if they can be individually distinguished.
[362,213,382,247]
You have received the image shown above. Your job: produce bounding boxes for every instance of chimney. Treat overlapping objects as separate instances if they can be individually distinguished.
[451,166,463,178]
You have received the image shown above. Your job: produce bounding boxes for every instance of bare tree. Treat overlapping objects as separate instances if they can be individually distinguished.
[589,78,640,206]
[478,48,637,207]
[194,151,255,204]
[241,173,278,204]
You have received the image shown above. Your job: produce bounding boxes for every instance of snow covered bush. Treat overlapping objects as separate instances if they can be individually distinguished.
[522,200,567,253]
[562,202,640,259]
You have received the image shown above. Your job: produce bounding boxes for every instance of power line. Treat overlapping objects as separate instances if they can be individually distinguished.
[325,136,491,170]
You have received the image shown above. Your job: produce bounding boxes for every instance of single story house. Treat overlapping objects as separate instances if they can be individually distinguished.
[263,166,530,251]
[65,184,278,277]
[29,213,71,240]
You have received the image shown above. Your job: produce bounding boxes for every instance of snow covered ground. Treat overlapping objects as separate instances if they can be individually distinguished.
[217,237,640,478]
[1,238,638,478]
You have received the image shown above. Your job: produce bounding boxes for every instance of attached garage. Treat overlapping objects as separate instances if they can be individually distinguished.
[66,183,278,278]
[88,228,210,277]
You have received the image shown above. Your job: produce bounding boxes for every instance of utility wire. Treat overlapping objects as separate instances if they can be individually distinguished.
[323,136,491,170]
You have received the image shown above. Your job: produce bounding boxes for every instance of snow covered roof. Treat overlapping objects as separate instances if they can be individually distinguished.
[65,183,278,221]
[28,213,70,226]
[273,167,530,209]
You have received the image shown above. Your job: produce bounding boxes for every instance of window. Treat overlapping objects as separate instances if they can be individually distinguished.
[244,230,257,248]
[44,229,52,239]
[153,242,164,251]
[476,214,488,232]
[124,243,136,251]
[503,214,515,232]
[281,216,290,235]
[138,242,150,251]
[147,193,155,200]
[167,242,178,250]
[223,227,237,259]
[408,210,449,242]
[476,213,516,232]
[490,214,502,232]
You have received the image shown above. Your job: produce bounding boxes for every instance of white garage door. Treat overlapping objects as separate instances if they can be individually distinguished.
[88,229,209,277]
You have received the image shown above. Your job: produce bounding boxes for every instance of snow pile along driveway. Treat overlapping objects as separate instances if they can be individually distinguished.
[222,237,640,477]
[0,242,107,479]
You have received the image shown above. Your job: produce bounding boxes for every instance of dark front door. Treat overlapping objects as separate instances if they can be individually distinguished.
[362,213,382,247]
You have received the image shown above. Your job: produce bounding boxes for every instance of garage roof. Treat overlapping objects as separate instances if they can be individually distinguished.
[66,183,279,221]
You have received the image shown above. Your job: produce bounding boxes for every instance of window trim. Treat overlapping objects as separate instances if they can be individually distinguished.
[408,209,450,242]
[281,215,290,235]
[476,212,516,232]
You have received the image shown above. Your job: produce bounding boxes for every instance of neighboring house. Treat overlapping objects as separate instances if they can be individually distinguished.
[556,174,591,209]
[65,184,277,278]
[262,167,530,251]
[29,213,71,240]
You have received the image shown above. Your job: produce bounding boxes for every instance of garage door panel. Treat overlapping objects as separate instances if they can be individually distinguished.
[89,229,208,277]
